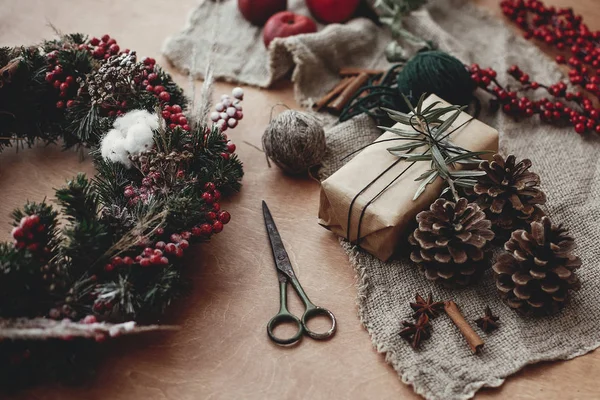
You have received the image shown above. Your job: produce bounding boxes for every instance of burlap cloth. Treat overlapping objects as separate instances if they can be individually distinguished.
[164,1,600,399]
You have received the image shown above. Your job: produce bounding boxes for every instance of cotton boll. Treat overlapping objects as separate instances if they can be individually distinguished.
[113,110,147,132]
[114,110,158,132]
[100,129,126,159]
[101,129,131,168]
[123,123,155,155]
[138,111,159,130]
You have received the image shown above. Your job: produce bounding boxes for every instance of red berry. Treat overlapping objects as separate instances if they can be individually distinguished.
[154,85,166,94]
[575,123,586,134]
[148,73,158,82]
[60,82,69,92]
[218,211,231,224]
[179,116,188,125]
[179,240,189,250]
[221,152,230,160]
[227,143,236,153]
[143,57,156,65]
[161,257,169,265]
[11,227,23,239]
[595,125,600,134]
[54,65,63,75]
[181,231,191,240]
[169,123,177,129]
[191,227,202,236]
[83,315,97,324]
[56,100,65,109]
[199,223,213,235]
[140,258,151,267]
[123,256,134,265]
[67,100,75,108]
[175,247,184,258]
[104,263,115,272]
[162,110,171,119]
[172,104,182,113]
[146,85,154,92]
[213,203,221,212]
[182,124,191,131]
[101,34,110,42]
[158,91,171,102]
[109,44,120,54]
[213,189,221,201]
[213,221,224,233]
[90,37,100,46]
[207,211,217,221]
[112,256,123,266]
[155,241,166,249]
[107,38,117,46]
[202,192,214,204]
[165,243,177,254]
[53,80,61,89]
[150,254,162,264]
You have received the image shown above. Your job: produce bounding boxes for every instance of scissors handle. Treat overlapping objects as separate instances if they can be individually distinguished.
[302,305,337,340]
[267,281,304,345]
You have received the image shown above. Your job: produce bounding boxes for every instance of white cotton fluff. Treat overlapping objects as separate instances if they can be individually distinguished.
[123,122,155,154]
[99,110,159,168]
[100,129,131,168]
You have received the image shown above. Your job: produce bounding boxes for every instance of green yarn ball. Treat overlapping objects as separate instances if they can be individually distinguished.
[396,50,475,109]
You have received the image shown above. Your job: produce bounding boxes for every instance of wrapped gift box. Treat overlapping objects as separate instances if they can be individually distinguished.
[318,94,499,261]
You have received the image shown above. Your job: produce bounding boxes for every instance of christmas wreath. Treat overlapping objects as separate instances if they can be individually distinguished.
[0,33,244,386]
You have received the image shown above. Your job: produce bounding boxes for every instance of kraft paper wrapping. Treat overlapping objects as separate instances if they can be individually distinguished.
[318,95,499,261]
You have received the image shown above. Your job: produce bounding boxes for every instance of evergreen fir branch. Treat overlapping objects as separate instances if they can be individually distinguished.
[92,155,131,208]
[94,274,139,318]
[55,174,100,223]
[0,243,45,317]
[141,266,187,316]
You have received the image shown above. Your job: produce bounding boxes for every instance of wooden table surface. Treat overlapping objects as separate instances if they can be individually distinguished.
[1,0,599,399]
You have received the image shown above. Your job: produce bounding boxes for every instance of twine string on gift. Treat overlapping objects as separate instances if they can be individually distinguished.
[346,115,474,247]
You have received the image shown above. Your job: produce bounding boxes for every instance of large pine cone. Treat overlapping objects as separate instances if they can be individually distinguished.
[409,198,495,287]
[493,216,581,315]
[473,154,546,231]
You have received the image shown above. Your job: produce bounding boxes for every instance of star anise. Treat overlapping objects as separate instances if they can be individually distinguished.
[410,293,445,319]
[400,314,431,348]
[475,306,500,333]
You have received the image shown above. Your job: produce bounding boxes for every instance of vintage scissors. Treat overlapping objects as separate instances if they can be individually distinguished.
[262,201,337,345]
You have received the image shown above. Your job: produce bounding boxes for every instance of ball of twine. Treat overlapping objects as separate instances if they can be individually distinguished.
[262,109,326,174]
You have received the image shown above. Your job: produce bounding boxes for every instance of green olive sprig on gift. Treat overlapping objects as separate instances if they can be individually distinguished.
[381,94,490,201]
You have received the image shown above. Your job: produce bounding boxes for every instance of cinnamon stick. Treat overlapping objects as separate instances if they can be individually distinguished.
[339,67,385,76]
[314,77,353,111]
[329,72,370,111]
[444,301,484,354]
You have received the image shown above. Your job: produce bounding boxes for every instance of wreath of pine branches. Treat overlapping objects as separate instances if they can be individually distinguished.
[0,33,244,388]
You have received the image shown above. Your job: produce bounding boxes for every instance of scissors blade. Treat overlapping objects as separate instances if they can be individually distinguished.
[262,201,296,283]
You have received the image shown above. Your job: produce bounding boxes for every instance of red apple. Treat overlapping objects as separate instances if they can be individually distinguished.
[263,11,317,48]
[305,0,360,24]
[238,0,287,26]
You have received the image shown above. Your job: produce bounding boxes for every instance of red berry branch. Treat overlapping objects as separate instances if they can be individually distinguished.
[466,0,600,135]
[469,63,600,134]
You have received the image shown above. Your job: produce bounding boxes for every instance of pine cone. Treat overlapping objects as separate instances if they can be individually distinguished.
[493,216,581,315]
[473,154,546,231]
[409,198,495,287]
